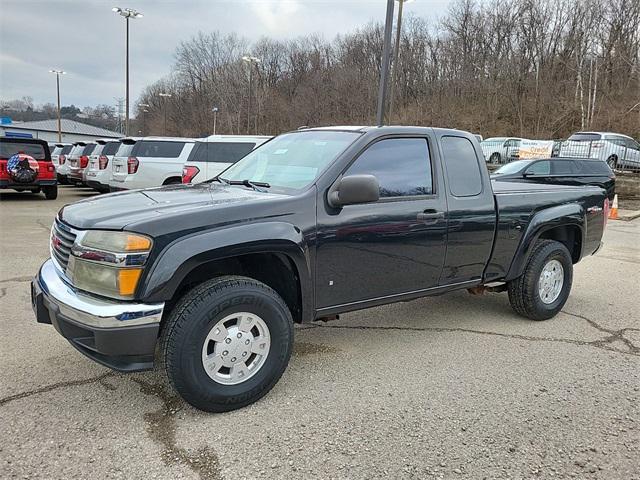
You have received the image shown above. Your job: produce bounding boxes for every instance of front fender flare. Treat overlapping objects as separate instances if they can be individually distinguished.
[139,222,312,318]
[505,203,585,281]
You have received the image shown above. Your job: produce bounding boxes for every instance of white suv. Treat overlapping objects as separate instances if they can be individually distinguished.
[181,135,272,184]
[51,144,72,183]
[558,131,640,170]
[480,137,526,164]
[84,139,121,193]
[108,137,196,191]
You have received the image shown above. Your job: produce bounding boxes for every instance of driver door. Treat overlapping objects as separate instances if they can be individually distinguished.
[315,136,447,310]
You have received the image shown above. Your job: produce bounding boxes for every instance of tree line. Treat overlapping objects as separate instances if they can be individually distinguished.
[128,0,640,139]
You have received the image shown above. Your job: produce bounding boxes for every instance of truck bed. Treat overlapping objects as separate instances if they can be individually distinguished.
[486,179,606,282]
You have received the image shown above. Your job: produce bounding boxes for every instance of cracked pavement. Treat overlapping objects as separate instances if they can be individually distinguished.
[1,187,639,479]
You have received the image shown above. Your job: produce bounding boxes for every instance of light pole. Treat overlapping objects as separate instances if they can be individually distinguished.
[388,0,414,123]
[212,107,219,135]
[48,69,66,142]
[138,103,149,135]
[158,93,172,135]
[376,0,395,126]
[112,7,143,136]
[242,55,260,134]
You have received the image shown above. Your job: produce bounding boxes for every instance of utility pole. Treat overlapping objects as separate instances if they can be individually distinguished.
[376,0,395,126]
[388,0,414,123]
[49,69,66,142]
[242,56,260,134]
[138,103,150,135]
[159,93,172,135]
[212,107,219,135]
[112,7,143,136]
[114,98,125,134]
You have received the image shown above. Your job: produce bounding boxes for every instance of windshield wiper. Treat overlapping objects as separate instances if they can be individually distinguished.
[218,178,270,191]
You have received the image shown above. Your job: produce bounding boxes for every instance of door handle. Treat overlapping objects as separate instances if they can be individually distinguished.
[417,210,444,224]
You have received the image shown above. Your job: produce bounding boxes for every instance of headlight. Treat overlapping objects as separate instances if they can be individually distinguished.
[68,231,152,300]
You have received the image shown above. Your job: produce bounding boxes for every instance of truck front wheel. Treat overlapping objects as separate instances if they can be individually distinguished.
[160,275,294,412]
[507,240,573,320]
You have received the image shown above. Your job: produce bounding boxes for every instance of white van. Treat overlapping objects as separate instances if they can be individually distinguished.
[181,135,271,184]
[108,137,196,191]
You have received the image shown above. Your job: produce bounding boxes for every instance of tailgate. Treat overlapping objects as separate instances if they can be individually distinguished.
[111,156,128,182]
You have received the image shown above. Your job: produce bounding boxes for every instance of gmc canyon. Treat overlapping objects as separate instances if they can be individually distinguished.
[31,126,609,412]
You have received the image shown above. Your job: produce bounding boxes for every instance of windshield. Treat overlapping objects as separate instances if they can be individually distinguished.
[493,160,529,175]
[219,131,361,191]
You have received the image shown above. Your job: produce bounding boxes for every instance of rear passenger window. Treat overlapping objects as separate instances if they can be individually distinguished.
[208,143,255,163]
[551,161,573,175]
[441,136,482,197]
[345,138,432,197]
[132,141,185,158]
[61,145,72,155]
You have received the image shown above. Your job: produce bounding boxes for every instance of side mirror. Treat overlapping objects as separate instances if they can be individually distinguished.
[328,174,380,208]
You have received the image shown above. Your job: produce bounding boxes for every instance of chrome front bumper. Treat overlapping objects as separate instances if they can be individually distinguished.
[31,259,164,371]
[34,259,163,328]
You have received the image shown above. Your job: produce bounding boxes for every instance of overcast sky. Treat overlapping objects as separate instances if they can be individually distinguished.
[1,0,450,111]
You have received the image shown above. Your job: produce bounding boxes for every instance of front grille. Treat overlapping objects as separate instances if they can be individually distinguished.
[51,218,77,271]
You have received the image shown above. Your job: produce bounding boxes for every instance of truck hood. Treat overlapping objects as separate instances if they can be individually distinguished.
[60,183,291,231]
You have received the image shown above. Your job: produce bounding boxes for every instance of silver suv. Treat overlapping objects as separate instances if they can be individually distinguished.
[558,132,640,170]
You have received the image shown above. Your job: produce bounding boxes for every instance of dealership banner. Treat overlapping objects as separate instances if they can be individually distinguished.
[518,140,554,159]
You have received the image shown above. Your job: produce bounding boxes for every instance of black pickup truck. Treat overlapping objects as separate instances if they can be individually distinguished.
[32,126,609,412]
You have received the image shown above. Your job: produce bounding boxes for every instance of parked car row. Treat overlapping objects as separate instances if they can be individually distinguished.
[480,131,640,171]
[52,134,272,193]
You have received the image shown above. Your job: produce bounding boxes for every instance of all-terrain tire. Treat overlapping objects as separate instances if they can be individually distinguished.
[507,240,573,320]
[160,275,294,412]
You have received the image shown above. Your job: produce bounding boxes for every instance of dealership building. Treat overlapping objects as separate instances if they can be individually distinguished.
[0,118,121,143]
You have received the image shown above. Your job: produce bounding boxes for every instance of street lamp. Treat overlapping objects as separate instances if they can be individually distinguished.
[242,55,260,134]
[158,93,172,135]
[388,0,415,123]
[112,6,143,136]
[138,103,150,135]
[212,107,219,135]
[48,69,66,142]
[376,0,395,126]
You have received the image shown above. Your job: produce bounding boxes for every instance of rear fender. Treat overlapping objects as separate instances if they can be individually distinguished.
[505,204,585,281]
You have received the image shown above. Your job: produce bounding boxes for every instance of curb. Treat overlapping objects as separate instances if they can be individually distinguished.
[613,210,640,221]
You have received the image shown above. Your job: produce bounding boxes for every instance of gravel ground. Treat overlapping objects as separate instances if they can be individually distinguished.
[1,186,638,480]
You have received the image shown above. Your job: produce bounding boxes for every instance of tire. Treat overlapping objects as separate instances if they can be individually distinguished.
[489,152,501,164]
[160,275,294,412]
[507,240,573,321]
[43,185,58,200]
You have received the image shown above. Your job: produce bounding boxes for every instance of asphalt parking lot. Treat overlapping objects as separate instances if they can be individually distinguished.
[1,185,639,480]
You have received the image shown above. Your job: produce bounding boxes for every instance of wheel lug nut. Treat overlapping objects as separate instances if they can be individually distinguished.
[222,350,228,356]
[231,357,236,362]
[237,333,242,338]
[225,338,231,344]
[245,339,250,345]
[242,352,247,357]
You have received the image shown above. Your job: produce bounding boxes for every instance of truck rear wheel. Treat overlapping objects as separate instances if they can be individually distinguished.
[43,185,58,200]
[507,240,573,320]
[160,276,294,412]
